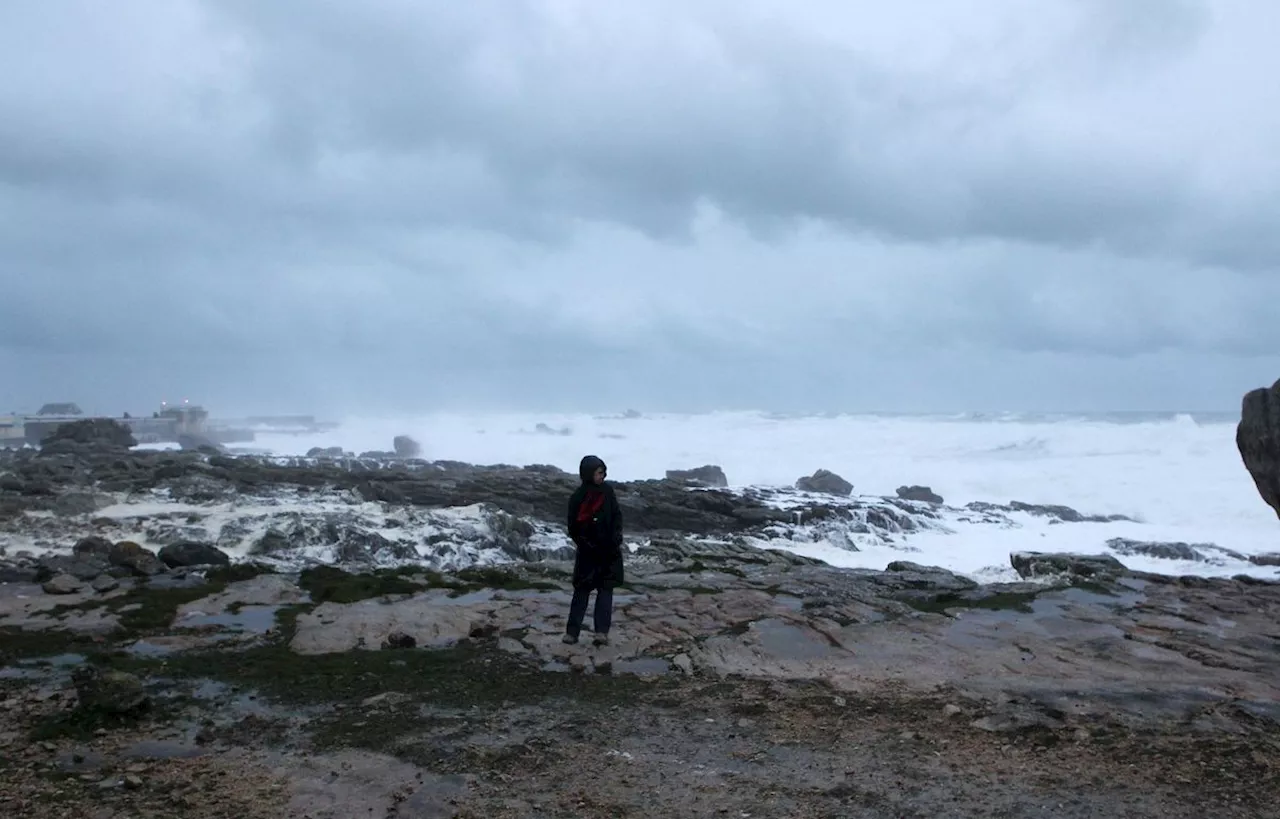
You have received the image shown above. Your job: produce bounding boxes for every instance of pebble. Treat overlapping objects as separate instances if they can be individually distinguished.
[943,703,963,718]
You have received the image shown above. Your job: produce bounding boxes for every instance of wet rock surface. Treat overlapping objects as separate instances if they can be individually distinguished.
[157,541,231,568]
[0,558,1276,817]
[1010,551,1128,580]
[0,448,1277,816]
[664,464,729,487]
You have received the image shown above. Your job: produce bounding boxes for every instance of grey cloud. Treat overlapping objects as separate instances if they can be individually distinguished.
[1,0,1278,415]
[1,0,1229,254]
[196,0,1230,256]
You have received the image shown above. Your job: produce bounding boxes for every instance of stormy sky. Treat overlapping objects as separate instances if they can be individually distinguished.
[2,0,1278,416]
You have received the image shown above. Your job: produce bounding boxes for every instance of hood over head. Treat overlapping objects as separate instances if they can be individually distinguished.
[578,455,607,485]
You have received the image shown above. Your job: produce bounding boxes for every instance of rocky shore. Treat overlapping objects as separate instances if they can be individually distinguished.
[2,429,1279,817]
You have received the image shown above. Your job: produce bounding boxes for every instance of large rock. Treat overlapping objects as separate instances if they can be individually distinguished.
[158,541,231,568]
[882,561,978,592]
[0,561,39,583]
[40,418,136,450]
[666,465,728,488]
[42,573,84,594]
[36,553,112,582]
[73,535,115,558]
[108,541,167,577]
[176,433,226,453]
[1238,378,1280,519]
[896,485,943,504]
[1010,551,1128,581]
[795,469,853,496]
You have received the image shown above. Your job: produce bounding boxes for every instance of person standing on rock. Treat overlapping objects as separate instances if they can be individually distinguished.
[563,454,624,646]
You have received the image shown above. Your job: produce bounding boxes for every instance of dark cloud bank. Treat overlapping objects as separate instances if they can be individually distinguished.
[1,0,1277,416]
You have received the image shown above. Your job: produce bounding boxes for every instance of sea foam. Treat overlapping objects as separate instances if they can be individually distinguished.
[223,410,1279,581]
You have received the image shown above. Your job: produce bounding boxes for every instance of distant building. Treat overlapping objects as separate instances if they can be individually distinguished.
[18,401,212,446]
[0,415,23,446]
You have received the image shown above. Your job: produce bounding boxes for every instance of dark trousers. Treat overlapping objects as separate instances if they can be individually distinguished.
[566,585,613,637]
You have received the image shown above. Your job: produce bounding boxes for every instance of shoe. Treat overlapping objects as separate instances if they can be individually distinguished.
[593,633,609,647]
[561,634,578,645]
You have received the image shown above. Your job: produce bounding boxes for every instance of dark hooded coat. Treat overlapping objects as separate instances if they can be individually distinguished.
[566,455,625,590]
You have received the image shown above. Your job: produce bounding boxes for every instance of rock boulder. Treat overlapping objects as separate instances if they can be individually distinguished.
[666,465,728,488]
[73,535,115,558]
[1010,551,1128,581]
[796,469,853,496]
[896,485,943,504]
[108,541,167,577]
[40,418,136,450]
[36,553,112,582]
[158,541,232,568]
[42,573,84,594]
[1237,378,1280,519]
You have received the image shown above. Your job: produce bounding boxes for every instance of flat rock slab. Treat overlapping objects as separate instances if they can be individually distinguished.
[691,579,1280,727]
[173,574,310,624]
[0,582,123,633]
[283,749,469,819]
[282,569,1280,730]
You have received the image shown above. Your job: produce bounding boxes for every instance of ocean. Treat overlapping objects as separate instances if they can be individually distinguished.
[228,409,1278,582]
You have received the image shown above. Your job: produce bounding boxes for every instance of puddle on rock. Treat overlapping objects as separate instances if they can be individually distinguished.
[0,652,87,680]
[154,677,291,723]
[942,585,1142,648]
[495,588,562,601]
[25,652,87,667]
[439,590,496,605]
[752,619,838,660]
[124,633,247,657]
[174,605,280,633]
[773,595,805,612]
[122,740,208,760]
[610,657,672,676]
[125,639,178,657]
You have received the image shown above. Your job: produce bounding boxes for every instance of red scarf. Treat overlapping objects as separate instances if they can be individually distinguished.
[576,488,606,523]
